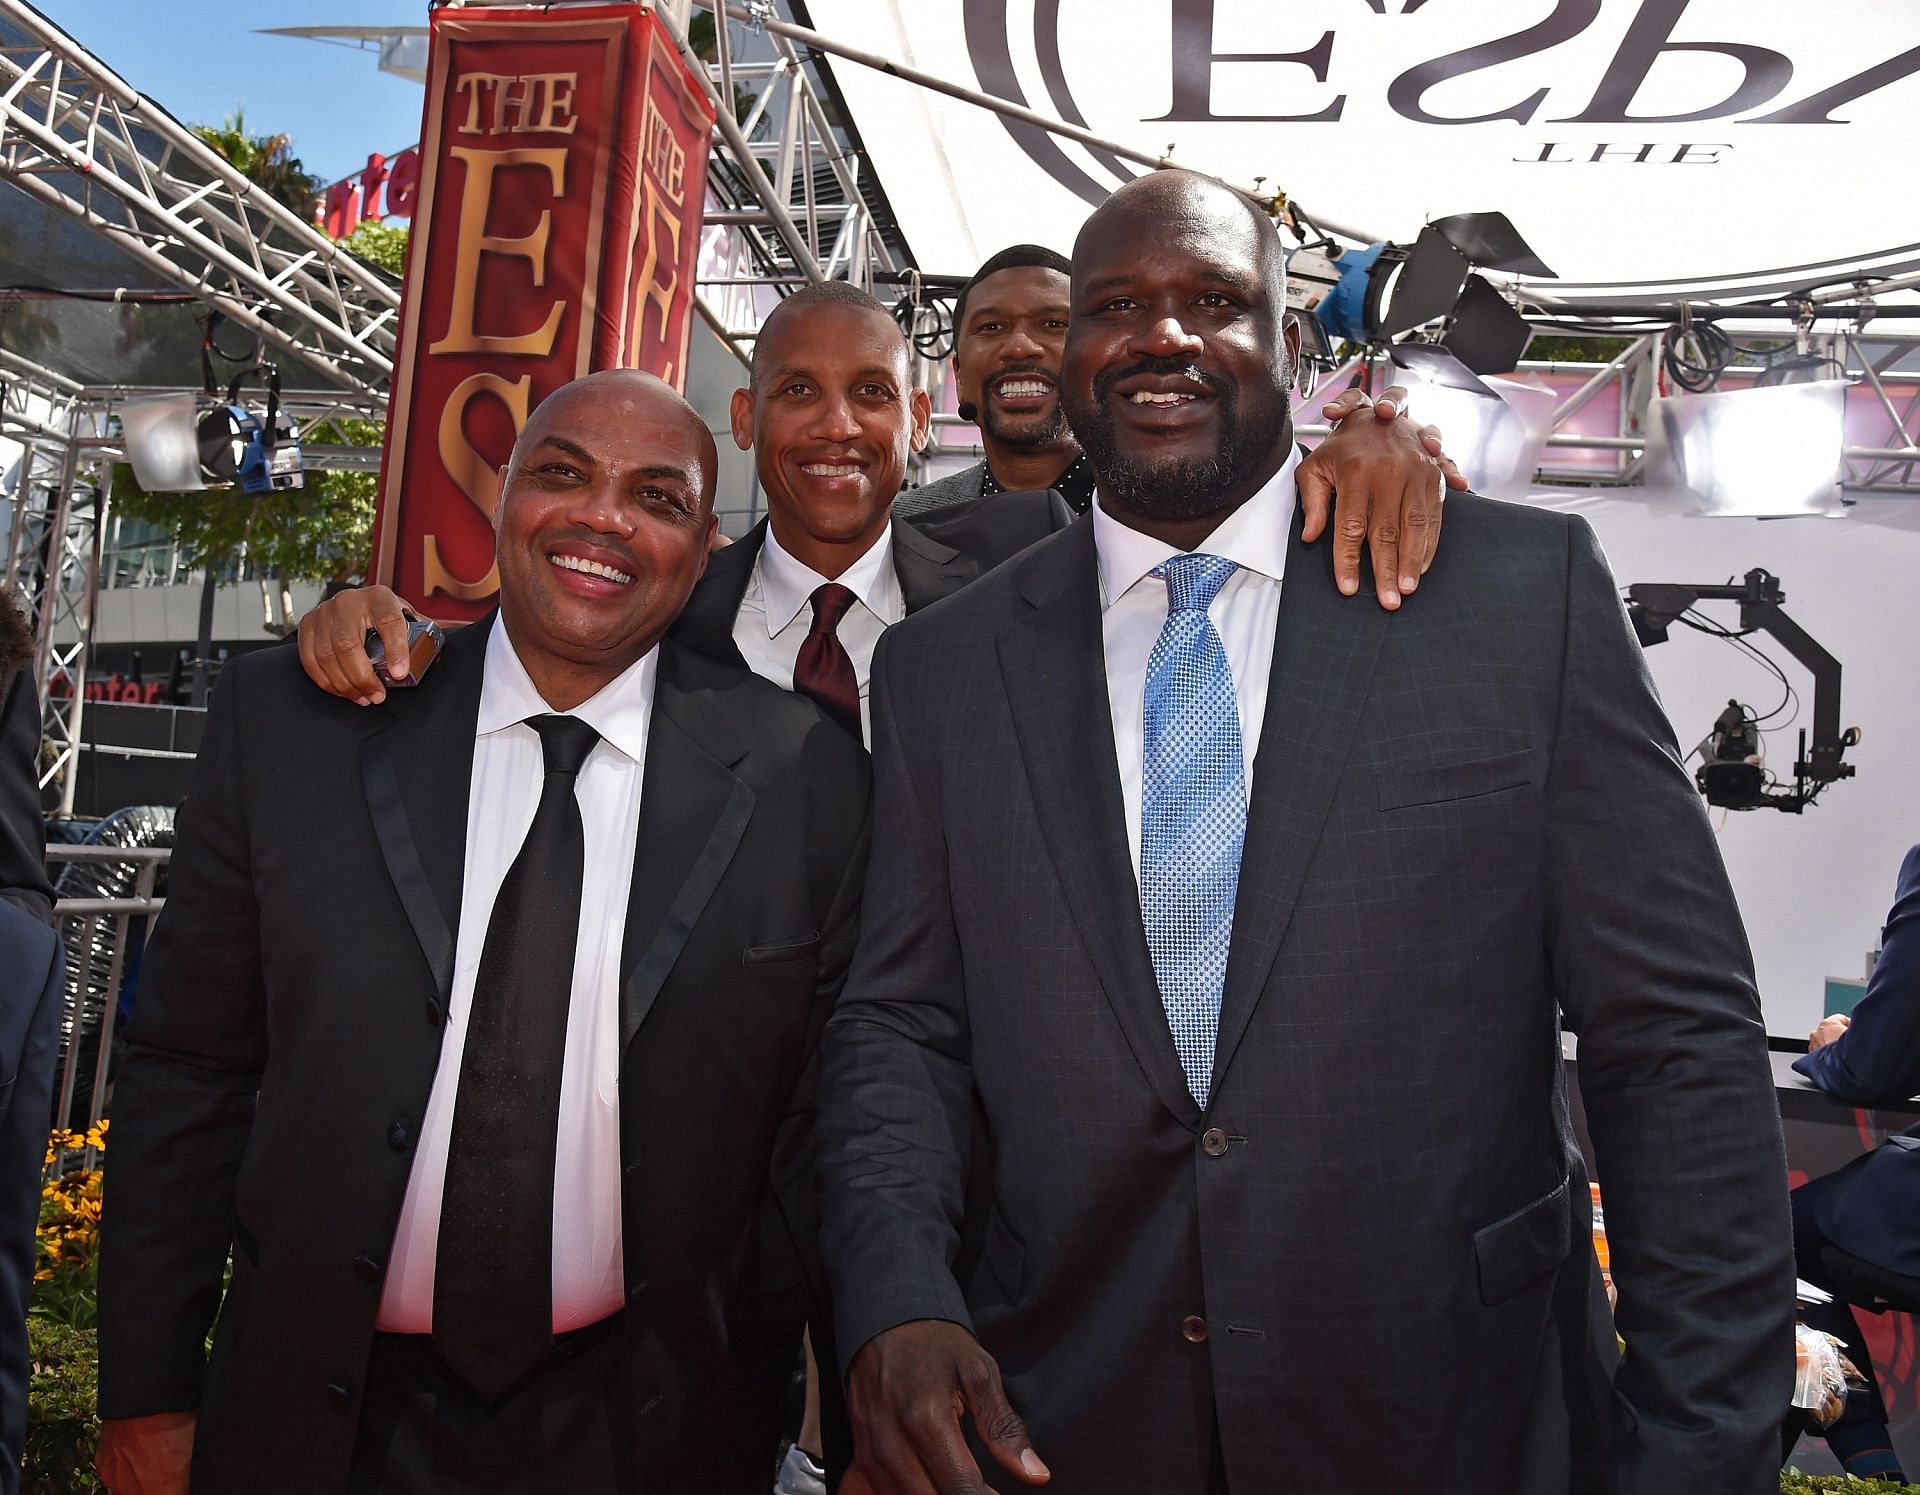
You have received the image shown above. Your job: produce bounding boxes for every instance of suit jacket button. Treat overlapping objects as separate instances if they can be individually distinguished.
[1201,1127,1229,1157]
[1181,1315,1209,1344]
[353,1253,383,1283]
[387,1119,410,1151]
[325,1379,354,1408]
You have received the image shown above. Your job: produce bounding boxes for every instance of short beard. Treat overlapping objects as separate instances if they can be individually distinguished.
[982,400,1071,450]
[1068,357,1291,522]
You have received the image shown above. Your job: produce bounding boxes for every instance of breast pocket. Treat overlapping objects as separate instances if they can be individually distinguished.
[742,933,819,968]
[1376,748,1537,812]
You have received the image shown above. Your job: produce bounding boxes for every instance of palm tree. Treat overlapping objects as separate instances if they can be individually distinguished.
[193,109,319,221]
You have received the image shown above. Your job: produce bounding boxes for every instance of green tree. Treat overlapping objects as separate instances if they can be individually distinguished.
[343,221,409,278]
[192,109,320,220]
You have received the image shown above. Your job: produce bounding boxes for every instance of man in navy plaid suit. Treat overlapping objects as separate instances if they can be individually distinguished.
[818,169,1794,1495]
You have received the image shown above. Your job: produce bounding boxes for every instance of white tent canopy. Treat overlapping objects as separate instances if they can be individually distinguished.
[808,0,1920,304]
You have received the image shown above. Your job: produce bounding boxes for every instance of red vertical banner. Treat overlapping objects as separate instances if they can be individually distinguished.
[369,4,716,622]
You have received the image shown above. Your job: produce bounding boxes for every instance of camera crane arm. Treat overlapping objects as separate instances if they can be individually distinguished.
[1626,568,1857,812]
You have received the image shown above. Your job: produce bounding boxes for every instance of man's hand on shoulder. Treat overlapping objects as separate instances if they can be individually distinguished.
[1299,383,1468,610]
[296,584,414,706]
[849,1319,1050,1495]
[97,1412,195,1495]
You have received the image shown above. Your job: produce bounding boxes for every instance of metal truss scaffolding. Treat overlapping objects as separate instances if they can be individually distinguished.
[0,0,400,398]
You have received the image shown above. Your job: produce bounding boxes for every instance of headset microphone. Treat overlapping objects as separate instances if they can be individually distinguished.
[957,399,979,423]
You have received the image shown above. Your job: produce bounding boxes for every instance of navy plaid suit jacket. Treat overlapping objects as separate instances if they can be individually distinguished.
[819,494,1794,1494]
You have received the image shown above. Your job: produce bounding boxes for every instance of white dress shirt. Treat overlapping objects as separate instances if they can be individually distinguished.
[377,618,655,1334]
[731,521,904,748]
[1092,447,1301,882]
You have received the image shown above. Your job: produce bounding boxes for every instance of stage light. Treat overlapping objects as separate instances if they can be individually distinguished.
[119,393,208,492]
[1315,212,1551,370]
[118,370,303,496]
[1386,345,1550,501]
[1645,380,1848,517]
[1442,275,1533,376]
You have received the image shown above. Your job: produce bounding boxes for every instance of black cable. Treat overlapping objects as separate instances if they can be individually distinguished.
[0,285,199,303]
[1755,352,1848,387]
[891,288,956,362]
[1662,322,1735,392]
[1674,607,1800,730]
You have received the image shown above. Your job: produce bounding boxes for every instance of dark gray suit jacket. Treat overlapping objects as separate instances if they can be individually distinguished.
[818,497,1793,1494]
[99,620,871,1495]
[890,461,988,523]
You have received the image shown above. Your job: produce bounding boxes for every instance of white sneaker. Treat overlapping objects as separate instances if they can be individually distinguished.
[773,1444,827,1495]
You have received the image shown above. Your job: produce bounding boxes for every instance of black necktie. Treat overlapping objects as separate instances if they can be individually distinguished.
[433,713,600,1401]
[792,582,862,738]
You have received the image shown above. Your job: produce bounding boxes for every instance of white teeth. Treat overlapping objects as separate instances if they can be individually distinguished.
[550,553,633,584]
[1130,390,1195,405]
[996,380,1049,398]
[801,463,861,477]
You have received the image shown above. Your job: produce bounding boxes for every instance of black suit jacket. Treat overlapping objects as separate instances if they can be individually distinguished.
[673,488,1072,663]
[0,669,51,923]
[0,663,58,1495]
[98,618,870,1495]
[818,499,1794,1494]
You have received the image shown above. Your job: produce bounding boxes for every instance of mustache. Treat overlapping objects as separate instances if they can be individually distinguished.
[1091,357,1229,406]
[990,364,1056,386]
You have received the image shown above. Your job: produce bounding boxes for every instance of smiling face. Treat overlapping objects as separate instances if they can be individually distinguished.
[493,371,716,704]
[1061,174,1298,526]
[730,302,931,569]
[954,264,1073,450]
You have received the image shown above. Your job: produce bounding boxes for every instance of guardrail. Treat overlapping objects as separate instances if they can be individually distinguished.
[47,843,167,1136]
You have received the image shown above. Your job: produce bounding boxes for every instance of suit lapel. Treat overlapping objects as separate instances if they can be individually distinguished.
[891,515,976,614]
[360,613,489,1004]
[618,640,755,1050]
[1211,521,1390,1092]
[997,526,1201,1128]
[668,519,762,666]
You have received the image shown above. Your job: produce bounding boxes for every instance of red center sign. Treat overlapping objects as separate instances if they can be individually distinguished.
[369,3,715,620]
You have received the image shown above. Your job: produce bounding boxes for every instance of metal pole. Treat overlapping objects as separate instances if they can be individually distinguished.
[654,5,825,284]
[84,858,153,1129]
[54,468,103,817]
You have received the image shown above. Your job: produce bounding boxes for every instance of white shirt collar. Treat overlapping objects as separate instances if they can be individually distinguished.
[756,519,901,637]
[1091,445,1301,610]
[477,614,658,766]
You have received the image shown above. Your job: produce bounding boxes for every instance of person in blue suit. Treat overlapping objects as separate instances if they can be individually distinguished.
[0,594,62,1495]
[1790,842,1920,1481]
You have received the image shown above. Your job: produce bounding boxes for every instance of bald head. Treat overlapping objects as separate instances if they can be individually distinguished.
[1074,170,1287,309]
[513,369,719,509]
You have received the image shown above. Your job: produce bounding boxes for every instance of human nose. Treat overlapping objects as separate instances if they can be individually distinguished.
[1003,325,1044,361]
[1132,313,1202,360]
[809,391,861,442]
[563,478,634,537]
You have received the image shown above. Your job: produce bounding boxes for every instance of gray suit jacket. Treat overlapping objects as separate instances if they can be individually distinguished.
[818,497,1794,1494]
[890,461,988,522]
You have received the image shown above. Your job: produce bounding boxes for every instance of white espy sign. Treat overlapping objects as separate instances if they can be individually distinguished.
[805,0,1920,303]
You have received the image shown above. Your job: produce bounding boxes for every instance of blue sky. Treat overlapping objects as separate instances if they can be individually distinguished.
[35,1,430,184]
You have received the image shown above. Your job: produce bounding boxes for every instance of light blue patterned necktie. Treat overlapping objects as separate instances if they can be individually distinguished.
[1141,553,1246,1109]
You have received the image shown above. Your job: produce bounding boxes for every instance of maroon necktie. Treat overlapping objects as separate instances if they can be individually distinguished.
[792,582,861,738]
